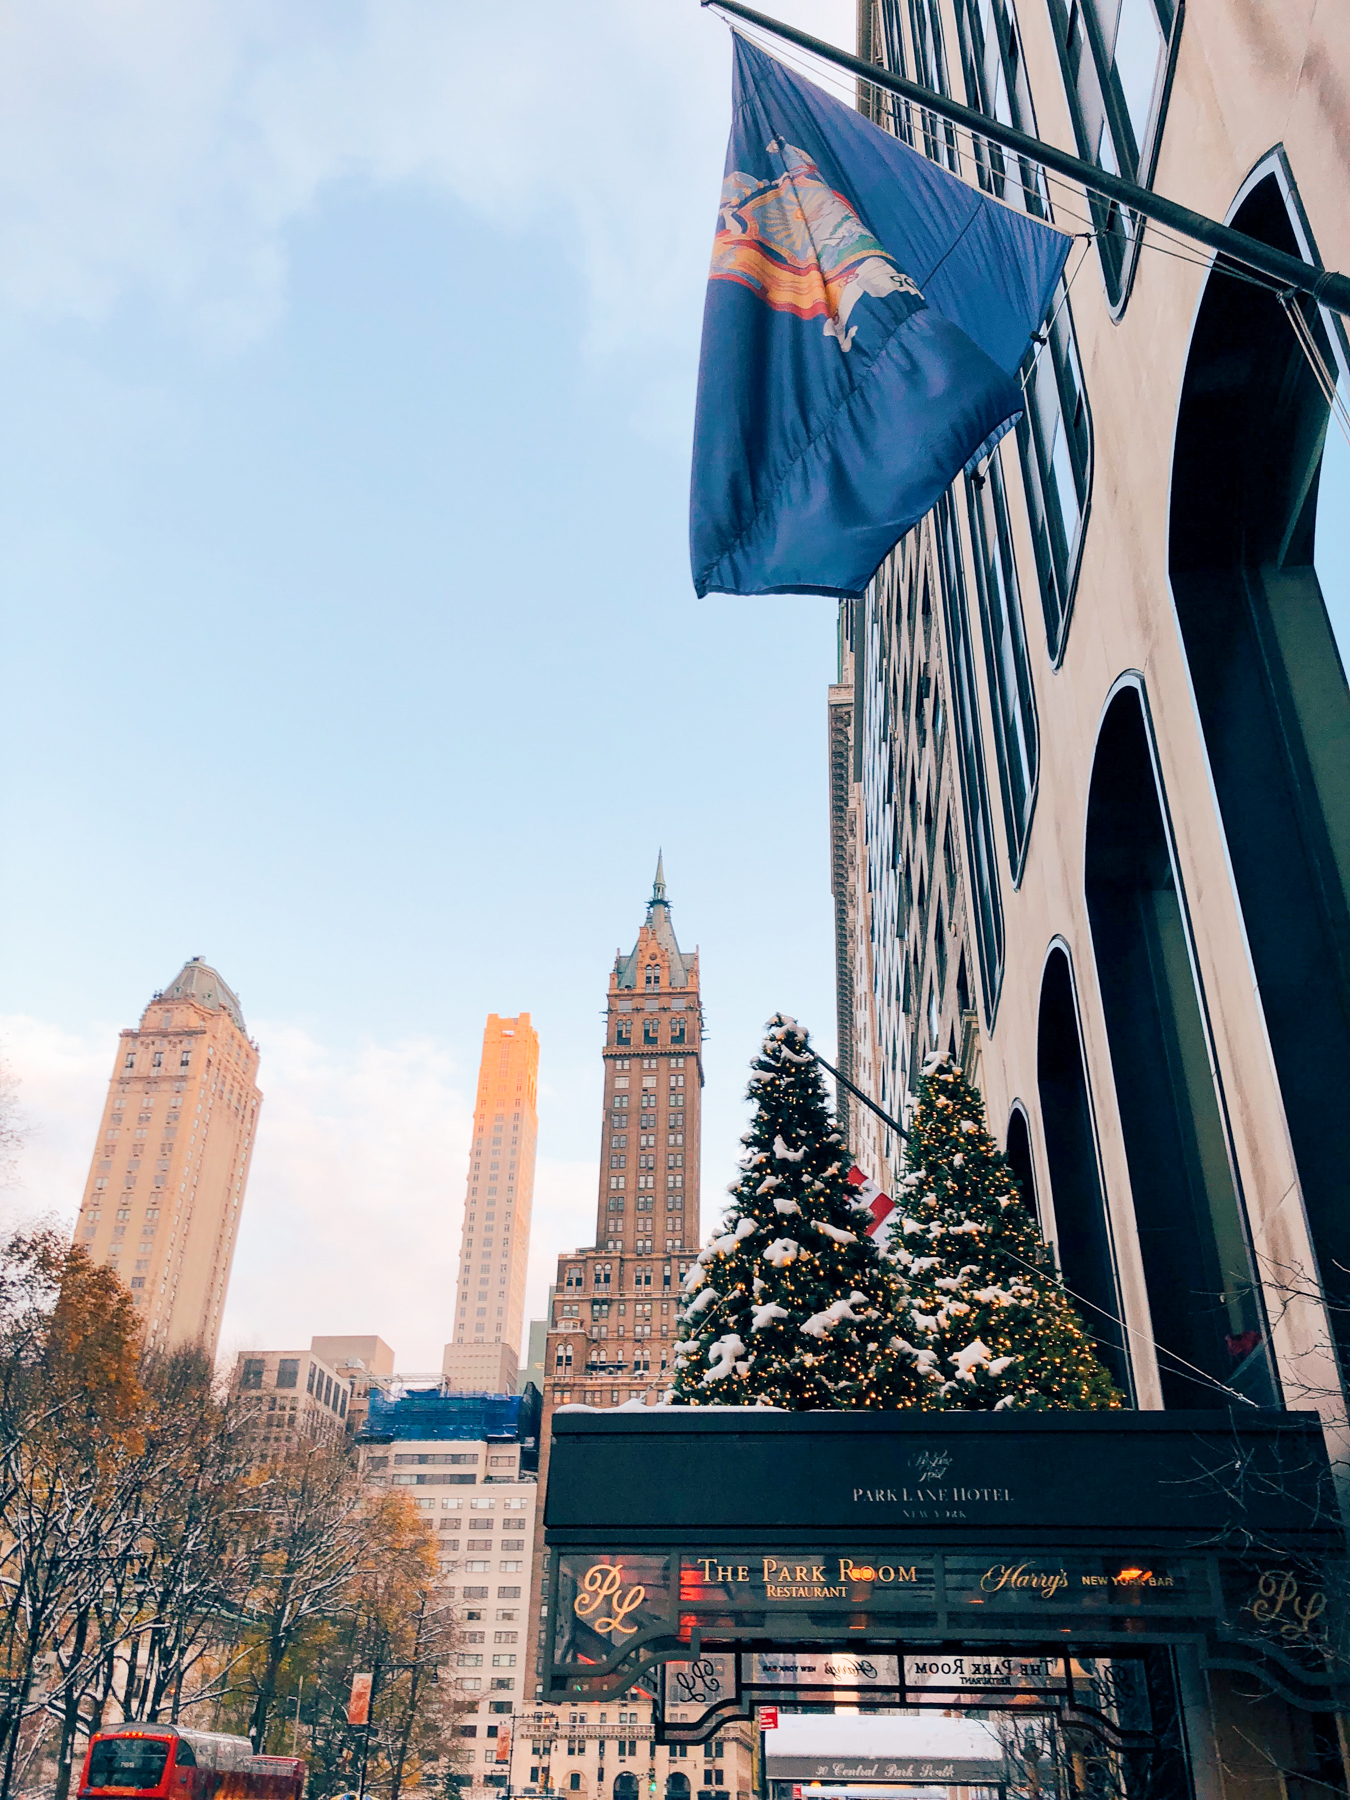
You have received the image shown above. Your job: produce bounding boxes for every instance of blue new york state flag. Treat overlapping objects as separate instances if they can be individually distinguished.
[690,36,1071,599]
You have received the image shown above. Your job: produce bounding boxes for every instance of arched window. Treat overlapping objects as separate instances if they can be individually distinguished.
[671,1017,686,1044]
[645,963,660,989]
[666,1777,691,1800]
[1170,159,1350,1391]
[1037,946,1131,1396]
[1004,1104,1039,1223]
[1086,684,1274,1405]
[614,1777,639,1800]
[616,1019,632,1046]
[643,1018,659,1046]
[554,1341,573,1375]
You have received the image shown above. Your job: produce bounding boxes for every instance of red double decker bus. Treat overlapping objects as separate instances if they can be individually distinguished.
[79,1728,305,1800]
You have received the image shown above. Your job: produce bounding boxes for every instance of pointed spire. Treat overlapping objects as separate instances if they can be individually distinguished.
[616,852,688,989]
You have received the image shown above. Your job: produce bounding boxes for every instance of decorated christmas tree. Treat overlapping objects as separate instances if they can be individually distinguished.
[668,1015,909,1409]
[887,1053,1123,1410]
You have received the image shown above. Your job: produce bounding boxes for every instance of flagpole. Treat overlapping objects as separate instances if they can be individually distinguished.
[703,0,1350,318]
[808,1050,909,1143]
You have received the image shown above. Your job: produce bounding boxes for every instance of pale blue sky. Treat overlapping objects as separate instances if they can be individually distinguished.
[8,1,1342,1374]
[0,0,853,1368]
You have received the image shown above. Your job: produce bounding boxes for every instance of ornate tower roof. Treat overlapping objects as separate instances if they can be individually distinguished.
[157,957,247,1033]
[615,854,694,990]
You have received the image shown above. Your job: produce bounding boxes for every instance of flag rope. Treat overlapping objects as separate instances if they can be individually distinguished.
[809,1055,1261,1406]
[1279,293,1350,452]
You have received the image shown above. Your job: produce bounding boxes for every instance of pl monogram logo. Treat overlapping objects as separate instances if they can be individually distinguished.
[909,1450,953,1482]
[1251,1569,1327,1641]
[574,1562,646,1636]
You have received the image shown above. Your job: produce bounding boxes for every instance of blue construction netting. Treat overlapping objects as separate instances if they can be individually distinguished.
[362,1386,541,1462]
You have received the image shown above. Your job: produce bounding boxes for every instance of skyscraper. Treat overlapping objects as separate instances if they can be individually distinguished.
[543,858,702,1401]
[443,1014,540,1393]
[528,858,703,1695]
[73,957,261,1356]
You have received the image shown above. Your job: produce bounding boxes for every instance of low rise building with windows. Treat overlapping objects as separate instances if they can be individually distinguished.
[228,1345,351,1455]
[504,1706,751,1800]
[357,1384,541,1797]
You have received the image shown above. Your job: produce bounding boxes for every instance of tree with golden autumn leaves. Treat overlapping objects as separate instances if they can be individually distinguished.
[0,1232,469,1800]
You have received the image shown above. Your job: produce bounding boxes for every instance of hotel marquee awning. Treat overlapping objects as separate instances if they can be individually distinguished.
[542,1409,1344,1722]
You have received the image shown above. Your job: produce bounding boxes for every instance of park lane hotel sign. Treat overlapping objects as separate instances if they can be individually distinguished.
[851,1447,1017,1521]
[545,1410,1344,1710]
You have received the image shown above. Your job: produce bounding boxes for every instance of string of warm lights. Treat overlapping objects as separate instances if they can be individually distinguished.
[667,1014,903,1410]
[666,1023,1119,1413]
[890,1056,1122,1411]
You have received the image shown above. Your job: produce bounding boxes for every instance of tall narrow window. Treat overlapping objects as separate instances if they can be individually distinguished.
[933,494,1004,1023]
[1004,1104,1039,1222]
[862,0,915,143]
[1171,163,1350,1389]
[952,0,1093,659]
[1044,0,1180,305]
[907,0,960,167]
[1086,686,1275,1407]
[966,456,1039,876]
[1036,948,1131,1396]
[1018,299,1091,660]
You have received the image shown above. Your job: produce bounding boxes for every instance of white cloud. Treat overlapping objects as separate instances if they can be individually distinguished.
[217,1021,607,1372]
[0,1014,112,1233]
[0,0,850,351]
[0,1011,600,1375]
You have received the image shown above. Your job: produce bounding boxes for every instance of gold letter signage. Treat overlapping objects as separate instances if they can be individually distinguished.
[1250,1569,1327,1642]
[574,1561,646,1636]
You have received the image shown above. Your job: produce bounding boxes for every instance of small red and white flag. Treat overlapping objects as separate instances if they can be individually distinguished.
[847,1165,895,1249]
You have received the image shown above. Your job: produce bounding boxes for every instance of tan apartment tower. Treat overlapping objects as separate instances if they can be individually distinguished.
[443,1014,539,1393]
[74,958,261,1357]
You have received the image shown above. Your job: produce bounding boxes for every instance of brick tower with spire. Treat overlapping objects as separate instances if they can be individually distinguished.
[549,853,703,1395]
[526,858,704,1694]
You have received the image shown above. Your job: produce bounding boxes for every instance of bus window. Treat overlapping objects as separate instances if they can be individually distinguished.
[87,1739,173,1791]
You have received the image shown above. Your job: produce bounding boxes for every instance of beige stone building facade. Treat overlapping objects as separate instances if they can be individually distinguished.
[831,0,1350,1790]
[358,1424,536,1796]
[228,1344,352,1456]
[73,957,261,1355]
[504,1706,751,1800]
[446,1013,541,1392]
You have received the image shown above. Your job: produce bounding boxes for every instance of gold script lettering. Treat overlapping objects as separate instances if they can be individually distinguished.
[1252,1569,1327,1642]
[980,1563,1069,1600]
[573,1562,646,1636]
